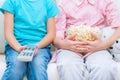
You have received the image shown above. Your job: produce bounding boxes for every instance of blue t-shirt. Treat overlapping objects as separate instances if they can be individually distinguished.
[1,0,59,47]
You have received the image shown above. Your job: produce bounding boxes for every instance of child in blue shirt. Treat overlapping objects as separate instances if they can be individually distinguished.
[0,0,59,80]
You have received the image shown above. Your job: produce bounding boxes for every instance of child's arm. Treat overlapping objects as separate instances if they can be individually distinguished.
[4,11,25,52]
[36,17,56,49]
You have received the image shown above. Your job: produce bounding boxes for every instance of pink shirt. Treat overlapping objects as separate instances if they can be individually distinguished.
[50,0,120,62]
[56,0,120,39]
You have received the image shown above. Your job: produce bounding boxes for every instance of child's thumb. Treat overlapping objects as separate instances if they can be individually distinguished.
[91,32,100,40]
[21,46,27,49]
[66,34,76,40]
[34,48,39,56]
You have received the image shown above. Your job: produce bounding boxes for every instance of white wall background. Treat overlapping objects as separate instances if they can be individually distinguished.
[0,0,5,53]
[0,12,4,53]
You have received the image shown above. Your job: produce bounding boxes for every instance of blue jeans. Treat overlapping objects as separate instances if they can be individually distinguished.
[2,45,51,80]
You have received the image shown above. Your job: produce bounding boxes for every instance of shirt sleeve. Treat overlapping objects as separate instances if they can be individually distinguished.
[0,0,15,14]
[46,0,60,19]
[55,4,67,39]
[105,0,120,27]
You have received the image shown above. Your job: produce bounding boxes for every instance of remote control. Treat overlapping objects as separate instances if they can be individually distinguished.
[17,45,36,62]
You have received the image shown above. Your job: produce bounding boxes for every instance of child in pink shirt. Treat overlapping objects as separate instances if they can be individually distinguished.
[53,0,120,80]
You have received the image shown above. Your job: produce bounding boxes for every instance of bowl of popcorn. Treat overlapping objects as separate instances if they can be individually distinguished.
[66,25,101,41]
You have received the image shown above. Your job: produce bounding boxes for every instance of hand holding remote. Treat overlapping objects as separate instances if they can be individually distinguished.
[17,45,36,62]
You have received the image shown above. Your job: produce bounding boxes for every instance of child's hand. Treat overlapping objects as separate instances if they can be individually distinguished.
[34,47,39,56]
[34,44,40,56]
[82,33,106,58]
[16,45,27,52]
[65,35,89,57]
[66,34,76,40]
